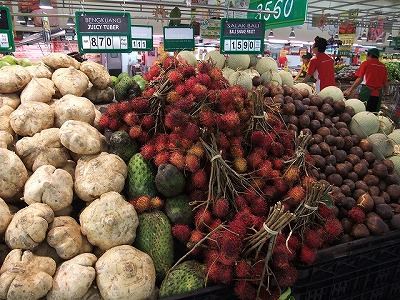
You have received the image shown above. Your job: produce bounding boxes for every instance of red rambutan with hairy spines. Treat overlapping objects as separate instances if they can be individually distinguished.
[272,252,290,270]
[228,219,248,238]
[234,281,257,300]
[246,151,263,170]
[209,67,224,81]
[187,229,204,249]
[98,114,110,128]
[141,86,157,98]
[250,197,269,217]
[212,198,230,219]
[199,109,216,128]
[140,142,156,160]
[174,95,195,112]
[235,260,251,279]
[251,257,266,282]
[273,178,289,194]
[154,134,169,153]
[172,224,191,243]
[147,64,161,78]
[257,160,273,178]
[167,69,183,84]
[219,88,233,103]
[283,165,301,183]
[194,208,213,230]
[141,114,155,131]
[153,151,170,166]
[184,76,198,90]
[209,218,222,231]
[192,83,208,99]
[324,217,343,237]
[286,185,306,205]
[230,144,244,158]
[128,125,142,139]
[348,206,366,223]
[150,196,164,210]
[164,109,189,129]
[272,157,284,170]
[287,234,301,252]
[318,203,335,220]
[185,154,200,172]
[189,189,207,203]
[123,111,139,126]
[134,195,151,213]
[263,185,279,201]
[275,266,298,288]
[218,250,238,266]
[191,169,208,189]
[216,132,230,149]
[163,56,178,69]
[299,244,317,265]
[233,157,248,173]
[169,150,185,170]
[197,73,212,87]
[105,103,119,116]
[175,83,188,96]
[220,231,242,257]
[205,249,220,268]
[234,196,248,211]
[206,262,221,283]
[116,101,133,114]
[230,84,247,98]
[181,122,200,141]
[304,227,324,249]
[181,64,196,78]
[234,208,254,227]
[197,60,212,74]
[270,169,281,178]
[130,97,150,113]
[270,141,285,157]
[108,118,122,131]
[218,264,234,284]
[218,111,241,130]
[250,130,265,146]
[261,132,276,150]
[166,90,180,104]
[187,141,204,158]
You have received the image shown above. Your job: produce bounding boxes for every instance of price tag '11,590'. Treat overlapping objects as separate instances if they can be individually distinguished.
[75,11,132,53]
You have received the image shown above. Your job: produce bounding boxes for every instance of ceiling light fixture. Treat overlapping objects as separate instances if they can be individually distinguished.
[16,16,26,24]
[376,37,383,45]
[387,33,393,42]
[39,0,53,9]
[268,30,274,38]
[66,17,75,26]
[26,17,35,27]
[289,27,296,39]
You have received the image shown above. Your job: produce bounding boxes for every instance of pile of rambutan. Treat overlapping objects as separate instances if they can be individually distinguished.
[98,53,343,300]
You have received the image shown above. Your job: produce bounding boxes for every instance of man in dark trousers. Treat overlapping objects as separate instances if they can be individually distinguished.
[344,48,388,112]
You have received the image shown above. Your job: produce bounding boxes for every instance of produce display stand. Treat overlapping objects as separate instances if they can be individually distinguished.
[381,81,400,127]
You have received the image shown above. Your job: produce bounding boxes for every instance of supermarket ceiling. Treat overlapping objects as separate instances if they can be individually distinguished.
[5,0,400,32]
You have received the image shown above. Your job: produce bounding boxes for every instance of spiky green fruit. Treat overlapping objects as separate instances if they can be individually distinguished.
[163,194,193,226]
[125,153,157,199]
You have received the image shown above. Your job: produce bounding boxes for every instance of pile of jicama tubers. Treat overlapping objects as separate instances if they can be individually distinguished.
[0,53,156,300]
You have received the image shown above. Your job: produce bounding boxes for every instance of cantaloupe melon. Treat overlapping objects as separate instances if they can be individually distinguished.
[222,67,235,80]
[349,111,379,138]
[243,68,260,78]
[204,50,226,69]
[388,155,400,175]
[177,51,197,66]
[226,54,250,70]
[345,98,366,114]
[228,71,253,91]
[378,115,394,135]
[318,86,344,102]
[293,83,314,96]
[278,70,294,87]
[249,54,259,67]
[260,70,282,86]
[255,57,278,74]
[367,133,394,160]
[388,129,400,145]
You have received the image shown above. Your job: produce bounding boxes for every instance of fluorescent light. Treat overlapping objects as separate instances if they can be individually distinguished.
[16,16,26,24]
[289,27,296,39]
[268,30,274,38]
[39,0,53,9]
[26,18,35,27]
[387,33,393,42]
[66,17,75,26]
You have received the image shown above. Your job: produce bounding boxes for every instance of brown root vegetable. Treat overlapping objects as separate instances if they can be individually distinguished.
[52,67,90,97]
[54,94,97,127]
[95,245,156,300]
[80,61,111,90]
[0,65,32,93]
[20,77,55,104]
[0,249,56,300]
[365,212,389,235]
[0,198,12,236]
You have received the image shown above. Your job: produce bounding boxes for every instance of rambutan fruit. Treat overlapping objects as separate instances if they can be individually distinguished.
[153,151,170,166]
[272,158,284,170]
[174,96,195,113]
[261,132,276,151]
[128,125,142,139]
[275,266,298,288]
[209,218,222,231]
[164,109,188,129]
[218,250,238,266]
[273,178,288,194]
[234,281,257,300]
[348,206,366,223]
[247,151,263,170]
[304,228,324,249]
[154,134,169,153]
[302,175,317,189]
[324,217,343,237]
[283,165,301,183]
[194,208,213,230]
[257,160,273,178]
[238,108,251,123]
[250,197,269,217]
[181,64,196,78]
[209,67,224,81]
[218,264,234,284]
[263,185,279,201]
[233,157,248,174]
[216,132,230,149]
[270,169,281,178]
[181,122,200,142]
[205,249,220,268]
[317,203,335,220]
[199,109,216,128]
[184,77,198,91]
[187,229,204,249]
[286,185,306,205]
[141,86,157,98]
[251,257,266,281]
[234,209,254,227]
[174,83,188,96]
[228,219,247,238]
[185,154,200,172]
[163,56,178,69]
[191,169,208,189]
[197,73,212,87]
[234,196,248,211]
[212,198,230,219]
[134,195,151,213]
[272,252,289,270]
[98,114,110,129]
[187,141,204,158]
[172,224,191,243]
[169,150,186,170]
[130,97,150,113]
[197,60,212,74]
[206,262,221,283]
[105,103,119,116]
[140,142,156,160]
[230,144,244,158]
[230,84,247,98]
[299,244,316,265]
[220,231,242,257]
[232,96,244,111]
[235,260,251,278]
[243,188,258,203]
[286,234,301,252]
[192,83,208,99]
[107,118,122,131]
[250,130,265,146]
[219,88,233,104]
[123,111,139,126]
[150,196,164,210]
[166,90,180,104]
[271,142,285,157]
[218,111,241,130]
[147,64,161,78]
[167,69,183,84]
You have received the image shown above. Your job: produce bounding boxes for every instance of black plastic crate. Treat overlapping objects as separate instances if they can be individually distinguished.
[161,284,236,300]
[293,230,400,300]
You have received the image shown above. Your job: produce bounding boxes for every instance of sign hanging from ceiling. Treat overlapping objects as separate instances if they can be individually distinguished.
[75,11,132,53]
[163,27,195,51]
[220,18,265,54]
[244,0,307,29]
[131,25,153,51]
[0,6,15,52]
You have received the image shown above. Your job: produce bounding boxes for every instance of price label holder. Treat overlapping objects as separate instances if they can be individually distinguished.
[75,11,132,53]
[163,27,195,51]
[248,0,307,29]
[220,18,265,54]
[131,25,153,51]
[0,6,15,52]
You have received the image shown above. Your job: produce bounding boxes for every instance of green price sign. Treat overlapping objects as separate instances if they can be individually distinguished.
[220,18,265,54]
[75,11,132,53]
[131,25,153,51]
[248,0,307,29]
[163,27,195,51]
[0,6,15,52]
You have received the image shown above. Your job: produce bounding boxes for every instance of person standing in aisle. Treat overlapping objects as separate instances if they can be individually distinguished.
[302,36,335,93]
[343,48,388,112]
[293,52,313,82]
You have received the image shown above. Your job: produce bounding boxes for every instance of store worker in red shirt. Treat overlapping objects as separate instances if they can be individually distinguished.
[344,48,388,112]
[302,36,335,93]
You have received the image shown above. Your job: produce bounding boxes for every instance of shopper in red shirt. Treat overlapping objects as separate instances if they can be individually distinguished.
[303,36,335,93]
[344,48,388,112]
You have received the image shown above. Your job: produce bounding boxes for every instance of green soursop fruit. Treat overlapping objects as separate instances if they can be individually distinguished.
[108,130,139,162]
[159,260,206,298]
[163,194,193,225]
[114,76,141,101]
[117,72,129,80]
[125,153,157,199]
[134,210,174,283]
[155,163,185,197]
